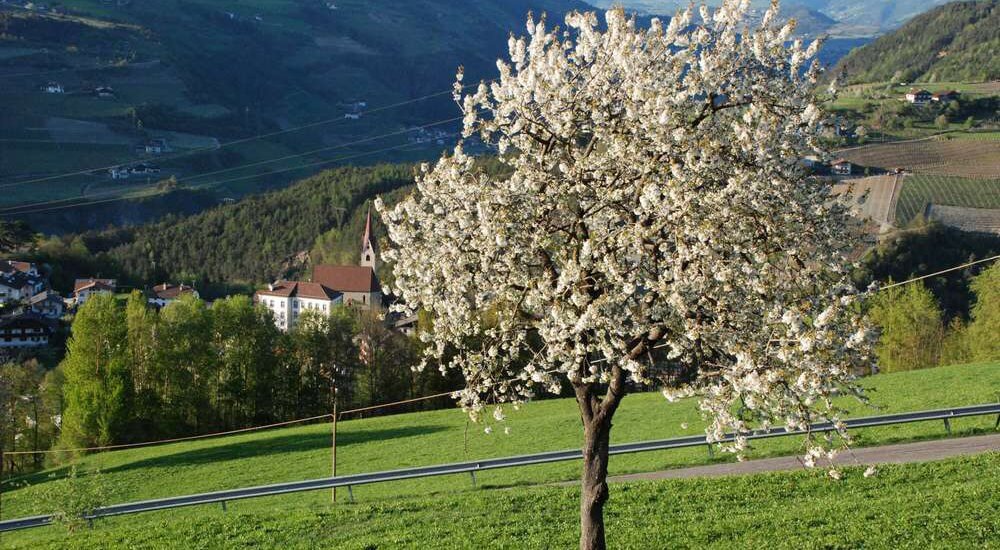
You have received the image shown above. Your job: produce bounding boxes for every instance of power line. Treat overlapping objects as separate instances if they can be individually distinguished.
[0,83,477,190]
[177,119,458,185]
[4,255,996,457]
[0,120,455,216]
[0,60,151,79]
[877,254,1000,290]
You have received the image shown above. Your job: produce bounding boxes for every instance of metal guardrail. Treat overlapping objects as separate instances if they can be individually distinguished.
[2,403,998,533]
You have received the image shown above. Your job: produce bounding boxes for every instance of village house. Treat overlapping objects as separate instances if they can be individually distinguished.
[109,166,131,179]
[41,82,64,94]
[905,89,932,104]
[0,313,55,348]
[135,138,170,155]
[73,278,116,305]
[0,271,47,305]
[831,159,853,176]
[932,90,960,103]
[256,208,382,330]
[131,163,161,176]
[147,283,198,308]
[0,260,40,277]
[28,291,65,319]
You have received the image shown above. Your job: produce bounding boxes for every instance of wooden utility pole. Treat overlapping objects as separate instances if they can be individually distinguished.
[331,386,338,503]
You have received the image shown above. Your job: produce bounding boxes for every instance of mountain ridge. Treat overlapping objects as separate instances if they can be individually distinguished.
[832,0,999,84]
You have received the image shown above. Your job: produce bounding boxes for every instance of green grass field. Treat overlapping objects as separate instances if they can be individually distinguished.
[896,175,1000,226]
[1,361,998,547]
[5,452,999,549]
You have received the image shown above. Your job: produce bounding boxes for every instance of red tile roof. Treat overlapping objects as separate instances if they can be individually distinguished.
[73,278,116,294]
[256,281,341,301]
[0,260,34,274]
[151,283,196,300]
[312,265,380,293]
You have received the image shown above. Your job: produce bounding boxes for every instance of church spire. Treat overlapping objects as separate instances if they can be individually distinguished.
[360,205,377,269]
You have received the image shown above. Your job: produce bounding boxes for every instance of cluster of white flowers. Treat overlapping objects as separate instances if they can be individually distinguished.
[378,1,874,468]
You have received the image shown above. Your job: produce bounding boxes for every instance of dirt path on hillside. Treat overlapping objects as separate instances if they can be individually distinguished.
[600,433,1000,483]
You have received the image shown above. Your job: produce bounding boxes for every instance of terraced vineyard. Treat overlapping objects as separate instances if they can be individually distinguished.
[926,204,1000,235]
[838,137,1000,178]
[895,175,1000,226]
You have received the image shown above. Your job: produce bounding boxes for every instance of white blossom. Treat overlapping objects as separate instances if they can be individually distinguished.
[378,0,872,478]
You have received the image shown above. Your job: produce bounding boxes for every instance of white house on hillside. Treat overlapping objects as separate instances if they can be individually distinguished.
[73,278,116,305]
[256,281,343,331]
[0,314,54,348]
[0,264,47,305]
[147,283,198,308]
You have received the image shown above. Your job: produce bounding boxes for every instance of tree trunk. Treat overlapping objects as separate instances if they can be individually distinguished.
[580,414,612,550]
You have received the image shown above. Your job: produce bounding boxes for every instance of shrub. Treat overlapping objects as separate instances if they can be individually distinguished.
[33,467,111,533]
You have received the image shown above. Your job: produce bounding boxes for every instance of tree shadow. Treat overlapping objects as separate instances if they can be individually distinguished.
[100,424,449,475]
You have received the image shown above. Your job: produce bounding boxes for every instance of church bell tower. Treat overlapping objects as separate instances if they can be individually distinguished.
[360,205,378,270]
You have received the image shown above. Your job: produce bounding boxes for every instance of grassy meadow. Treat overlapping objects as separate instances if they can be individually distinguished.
[4,448,999,548]
[1,361,998,547]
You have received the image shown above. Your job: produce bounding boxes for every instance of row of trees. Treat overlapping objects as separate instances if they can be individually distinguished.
[868,260,999,372]
[55,293,455,451]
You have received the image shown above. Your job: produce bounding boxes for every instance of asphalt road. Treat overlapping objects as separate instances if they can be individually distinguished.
[604,433,1000,483]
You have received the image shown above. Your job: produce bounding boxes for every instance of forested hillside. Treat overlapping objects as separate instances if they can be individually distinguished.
[832,0,1000,83]
[102,163,413,286]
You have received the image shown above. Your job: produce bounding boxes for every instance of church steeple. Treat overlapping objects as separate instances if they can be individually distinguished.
[360,205,377,270]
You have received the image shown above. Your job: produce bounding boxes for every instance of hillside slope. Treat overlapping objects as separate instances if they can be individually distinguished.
[99,163,415,286]
[0,0,589,216]
[3,362,998,517]
[2,361,998,547]
[7,453,998,548]
[832,0,1000,83]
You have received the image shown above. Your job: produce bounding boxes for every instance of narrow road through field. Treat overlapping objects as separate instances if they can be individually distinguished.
[604,433,1000,483]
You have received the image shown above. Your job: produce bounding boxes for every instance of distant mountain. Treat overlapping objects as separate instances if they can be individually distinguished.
[832,0,1000,84]
[0,0,592,219]
[588,0,958,35]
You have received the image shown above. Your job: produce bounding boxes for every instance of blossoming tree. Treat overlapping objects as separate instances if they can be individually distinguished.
[378,2,873,548]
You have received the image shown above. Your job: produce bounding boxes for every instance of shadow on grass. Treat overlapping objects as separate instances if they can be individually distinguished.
[96,425,450,475]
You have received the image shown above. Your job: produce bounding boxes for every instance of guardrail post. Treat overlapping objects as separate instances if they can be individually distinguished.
[995,413,999,430]
[707,444,714,459]
[470,471,477,487]
[220,500,227,512]
[943,418,952,435]
[347,485,355,504]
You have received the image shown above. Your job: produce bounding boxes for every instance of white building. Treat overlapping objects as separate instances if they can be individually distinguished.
[147,283,198,308]
[73,278,116,305]
[28,291,65,319]
[831,159,853,176]
[0,267,47,305]
[905,89,932,104]
[256,281,343,331]
[0,314,54,348]
[255,207,382,330]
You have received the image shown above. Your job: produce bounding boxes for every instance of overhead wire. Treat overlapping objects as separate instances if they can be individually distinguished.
[4,254,996,458]
[0,82,485,189]
[0,116,463,216]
